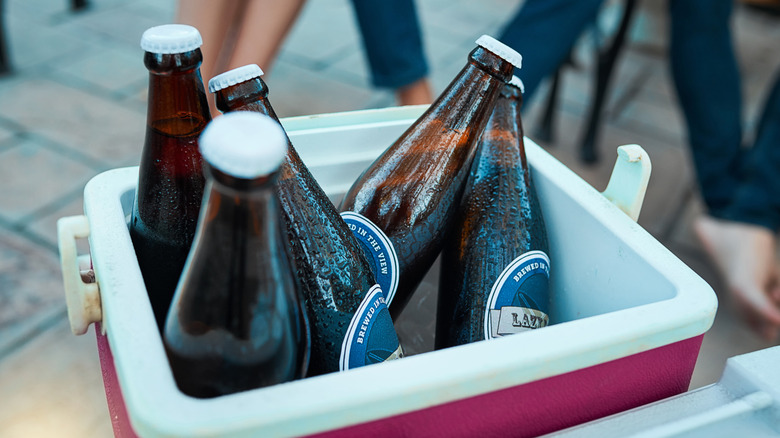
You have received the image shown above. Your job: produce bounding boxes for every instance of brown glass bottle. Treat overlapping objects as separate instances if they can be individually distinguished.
[209,65,402,376]
[129,25,212,332]
[436,78,550,349]
[164,112,307,398]
[339,35,522,318]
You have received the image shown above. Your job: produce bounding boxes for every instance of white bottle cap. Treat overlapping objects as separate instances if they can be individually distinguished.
[208,64,265,93]
[508,75,525,93]
[475,35,522,70]
[199,112,287,179]
[140,24,202,54]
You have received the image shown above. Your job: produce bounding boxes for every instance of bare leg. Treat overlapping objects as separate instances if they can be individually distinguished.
[176,0,245,114]
[694,215,780,340]
[396,78,433,106]
[226,0,307,74]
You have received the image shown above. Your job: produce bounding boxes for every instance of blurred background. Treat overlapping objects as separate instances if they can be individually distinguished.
[0,0,778,436]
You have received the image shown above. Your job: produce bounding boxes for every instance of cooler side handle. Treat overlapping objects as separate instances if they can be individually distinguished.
[57,215,103,335]
[601,144,652,222]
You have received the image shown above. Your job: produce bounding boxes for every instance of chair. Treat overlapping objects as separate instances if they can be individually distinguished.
[534,0,639,164]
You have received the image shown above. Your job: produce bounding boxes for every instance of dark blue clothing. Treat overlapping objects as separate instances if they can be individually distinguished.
[351,0,429,89]
[499,0,603,102]
[498,0,780,231]
[667,0,744,224]
[723,73,780,231]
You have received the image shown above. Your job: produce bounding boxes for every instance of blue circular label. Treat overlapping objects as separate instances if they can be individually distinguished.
[340,211,399,305]
[339,285,402,371]
[484,250,550,339]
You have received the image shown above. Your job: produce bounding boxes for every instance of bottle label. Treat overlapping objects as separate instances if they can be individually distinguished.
[340,211,399,305]
[484,250,551,339]
[340,284,402,371]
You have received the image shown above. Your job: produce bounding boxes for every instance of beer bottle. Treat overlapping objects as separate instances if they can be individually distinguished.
[130,24,212,331]
[339,35,522,318]
[435,77,551,349]
[164,112,307,398]
[209,65,402,376]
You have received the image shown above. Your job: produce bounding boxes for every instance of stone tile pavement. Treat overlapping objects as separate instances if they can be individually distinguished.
[0,0,778,436]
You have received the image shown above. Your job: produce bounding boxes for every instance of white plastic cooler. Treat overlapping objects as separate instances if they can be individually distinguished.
[58,105,717,437]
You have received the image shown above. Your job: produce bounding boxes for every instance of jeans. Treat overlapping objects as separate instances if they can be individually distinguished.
[499,0,603,102]
[669,0,780,231]
[350,0,429,89]
[498,0,780,231]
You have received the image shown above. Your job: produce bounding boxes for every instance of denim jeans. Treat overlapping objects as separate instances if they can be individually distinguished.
[499,0,780,231]
[670,0,780,231]
[350,0,429,90]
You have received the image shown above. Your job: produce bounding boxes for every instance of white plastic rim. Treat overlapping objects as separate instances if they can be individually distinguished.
[140,24,202,54]
[199,112,287,179]
[508,75,525,94]
[208,64,265,93]
[476,35,522,69]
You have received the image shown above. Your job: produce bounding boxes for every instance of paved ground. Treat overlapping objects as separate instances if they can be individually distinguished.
[0,0,778,437]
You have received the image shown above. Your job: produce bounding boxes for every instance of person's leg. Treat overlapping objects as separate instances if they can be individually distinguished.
[176,0,245,115]
[725,73,780,231]
[226,0,307,74]
[673,0,780,340]
[668,0,742,217]
[350,0,432,105]
[705,72,780,340]
[498,0,604,103]
[395,78,433,106]
[176,0,243,88]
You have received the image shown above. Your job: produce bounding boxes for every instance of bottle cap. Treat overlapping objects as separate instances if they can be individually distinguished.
[475,35,522,69]
[508,75,525,93]
[199,112,287,179]
[208,64,265,93]
[140,24,202,54]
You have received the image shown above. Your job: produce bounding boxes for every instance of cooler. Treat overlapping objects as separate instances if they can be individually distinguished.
[57,105,717,437]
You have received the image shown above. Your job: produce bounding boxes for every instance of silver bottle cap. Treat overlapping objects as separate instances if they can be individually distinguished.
[476,35,522,69]
[508,75,525,93]
[208,64,265,93]
[140,24,202,54]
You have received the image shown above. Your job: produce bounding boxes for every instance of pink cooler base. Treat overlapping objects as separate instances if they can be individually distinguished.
[96,329,703,438]
[311,335,704,438]
[96,324,137,438]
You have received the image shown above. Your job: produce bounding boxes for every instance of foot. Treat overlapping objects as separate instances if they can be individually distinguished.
[396,78,433,106]
[694,215,780,341]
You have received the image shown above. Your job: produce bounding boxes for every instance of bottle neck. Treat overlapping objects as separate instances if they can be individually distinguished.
[145,49,211,136]
[421,46,514,132]
[505,86,527,167]
[205,164,279,195]
[499,84,524,104]
[198,165,281,256]
[214,78,280,122]
[467,46,516,83]
[482,84,529,171]
[213,79,306,181]
[493,85,524,141]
